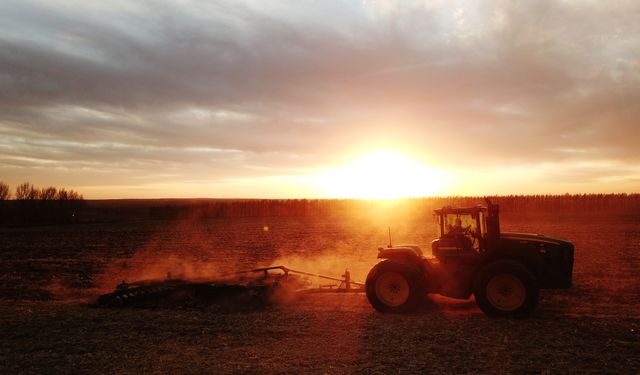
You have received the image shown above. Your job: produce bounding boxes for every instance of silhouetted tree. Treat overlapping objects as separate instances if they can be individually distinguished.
[0,181,9,200]
[15,182,34,200]
[56,188,69,200]
[27,186,39,199]
[39,186,57,200]
[67,190,83,200]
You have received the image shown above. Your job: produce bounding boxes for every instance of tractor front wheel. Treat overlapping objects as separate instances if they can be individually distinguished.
[473,260,538,318]
[365,260,426,313]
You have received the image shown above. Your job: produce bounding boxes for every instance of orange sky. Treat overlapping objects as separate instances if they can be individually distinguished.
[1,1,639,198]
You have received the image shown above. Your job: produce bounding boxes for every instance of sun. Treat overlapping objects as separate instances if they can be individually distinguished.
[316,150,451,199]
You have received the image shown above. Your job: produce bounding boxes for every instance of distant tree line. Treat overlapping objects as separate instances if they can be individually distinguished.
[0,181,84,226]
[137,194,640,220]
[0,181,83,201]
[1,188,638,226]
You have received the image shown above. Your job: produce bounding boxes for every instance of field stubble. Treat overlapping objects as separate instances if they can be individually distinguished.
[1,211,639,373]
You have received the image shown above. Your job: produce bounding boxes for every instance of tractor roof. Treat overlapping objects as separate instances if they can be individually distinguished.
[433,205,487,215]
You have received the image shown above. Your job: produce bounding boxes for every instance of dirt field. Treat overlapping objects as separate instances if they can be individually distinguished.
[1,210,639,374]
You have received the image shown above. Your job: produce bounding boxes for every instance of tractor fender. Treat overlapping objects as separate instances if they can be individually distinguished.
[376,250,429,280]
[378,250,423,266]
[378,245,423,259]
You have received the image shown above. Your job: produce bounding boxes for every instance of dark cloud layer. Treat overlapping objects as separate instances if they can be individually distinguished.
[1,0,639,196]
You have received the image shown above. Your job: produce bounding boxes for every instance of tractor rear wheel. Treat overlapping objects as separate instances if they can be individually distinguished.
[473,260,538,318]
[365,260,426,313]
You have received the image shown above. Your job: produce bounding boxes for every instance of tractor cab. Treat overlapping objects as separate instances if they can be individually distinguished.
[432,201,500,259]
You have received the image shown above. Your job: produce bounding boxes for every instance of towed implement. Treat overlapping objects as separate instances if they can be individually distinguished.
[94,266,363,309]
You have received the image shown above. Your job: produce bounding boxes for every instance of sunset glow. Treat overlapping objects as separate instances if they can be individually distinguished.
[0,1,638,198]
[315,150,451,199]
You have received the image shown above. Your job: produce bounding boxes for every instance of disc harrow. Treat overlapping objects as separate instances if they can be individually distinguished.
[93,265,363,309]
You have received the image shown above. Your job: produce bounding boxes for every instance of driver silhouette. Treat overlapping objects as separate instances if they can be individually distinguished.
[448,217,468,235]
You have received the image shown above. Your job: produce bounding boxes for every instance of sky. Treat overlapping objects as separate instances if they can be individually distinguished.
[1,0,639,198]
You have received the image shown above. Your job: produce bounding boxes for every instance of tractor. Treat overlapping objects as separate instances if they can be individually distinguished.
[365,199,574,317]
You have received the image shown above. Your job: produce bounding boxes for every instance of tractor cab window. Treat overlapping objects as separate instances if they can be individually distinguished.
[443,213,479,251]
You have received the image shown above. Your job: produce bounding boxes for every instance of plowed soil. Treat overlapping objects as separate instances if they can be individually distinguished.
[1,211,639,374]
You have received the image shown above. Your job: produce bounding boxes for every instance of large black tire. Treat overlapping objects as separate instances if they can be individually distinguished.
[365,260,426,313]
[473,260,539,318]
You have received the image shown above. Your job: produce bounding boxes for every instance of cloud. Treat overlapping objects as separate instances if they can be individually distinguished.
[1,0,639,196]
